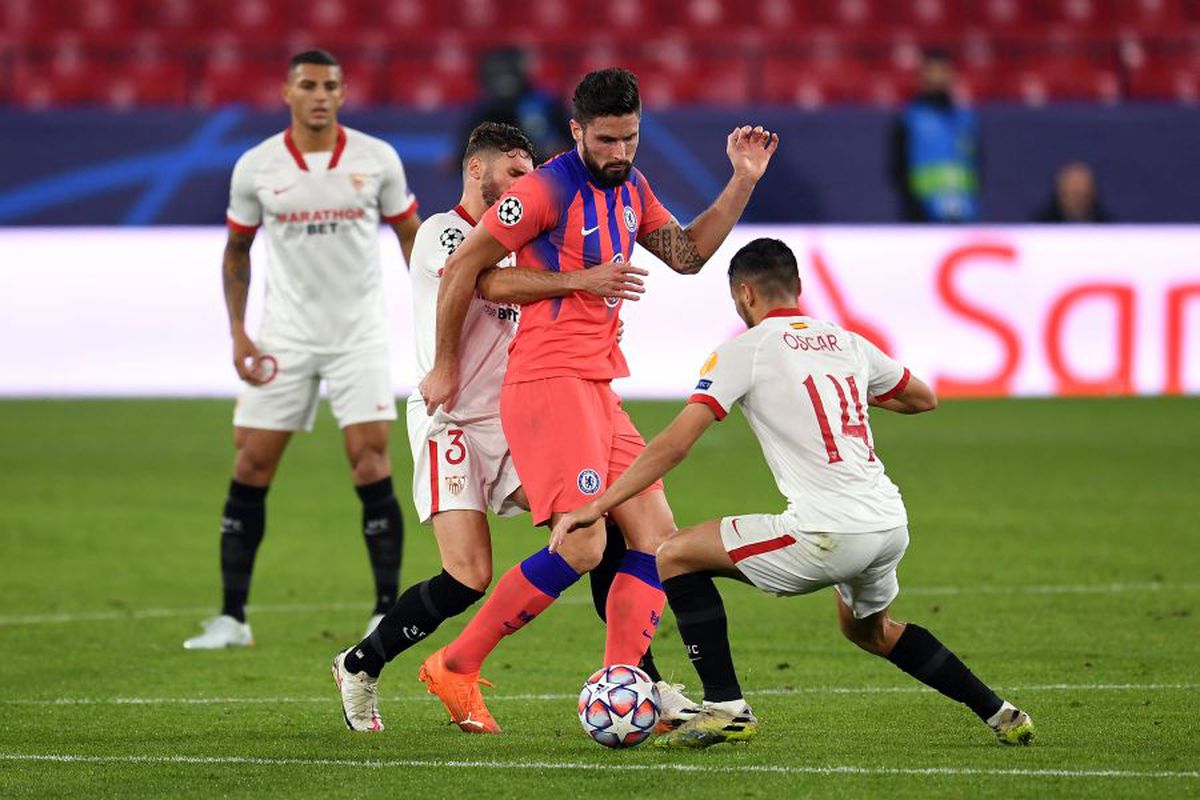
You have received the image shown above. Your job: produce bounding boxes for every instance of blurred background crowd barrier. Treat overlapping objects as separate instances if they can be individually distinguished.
[2,0,1197,397]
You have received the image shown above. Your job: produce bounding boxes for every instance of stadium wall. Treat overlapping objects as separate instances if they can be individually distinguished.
[1,106,1199,226]
[3,226,1197,399]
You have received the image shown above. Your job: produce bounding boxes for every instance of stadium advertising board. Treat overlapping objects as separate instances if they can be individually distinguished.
[1,226,1196,398]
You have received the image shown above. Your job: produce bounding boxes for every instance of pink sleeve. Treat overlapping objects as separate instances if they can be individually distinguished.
[634,171,674,236]
[481,173,558,252]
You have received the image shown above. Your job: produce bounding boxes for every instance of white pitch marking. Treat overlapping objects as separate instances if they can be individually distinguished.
[4,683,1195,707]
[0,602,367,627]
[0,753,1197,780]
[0,581,1194,627]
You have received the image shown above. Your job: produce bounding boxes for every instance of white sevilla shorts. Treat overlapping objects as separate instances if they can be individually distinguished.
[406,398,523,524]
[720,511,909,619]
[233,343,397,432]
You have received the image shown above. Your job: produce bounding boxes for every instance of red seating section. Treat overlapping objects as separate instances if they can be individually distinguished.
[2,0,1199,108]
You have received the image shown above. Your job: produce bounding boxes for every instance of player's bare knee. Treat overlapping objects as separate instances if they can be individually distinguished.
[558,530,606,574]
[232,447,276,485]
[840,615,893,657]
[655,536,684,575]
[446,560,492,593]
[349,445,390,484]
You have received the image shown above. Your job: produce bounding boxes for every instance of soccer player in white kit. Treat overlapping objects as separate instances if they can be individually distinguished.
[329,122,663,731]
[184,50,423,650]
[552,238,1036,748]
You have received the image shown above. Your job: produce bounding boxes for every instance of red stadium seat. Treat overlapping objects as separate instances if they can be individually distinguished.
[1,0,57,40]
[972,0,1037,31]
[11,37,109,107]
[290,0,363,32]
[60,0,139,36]
[1006,55,1121,104]
[136,0,201,32]
[892,0,968,39]
[1112,0,1190,34]
[374,0,438,35]
[811,0,888,34]
[1040,0,1114,33]
[762,51,873,108]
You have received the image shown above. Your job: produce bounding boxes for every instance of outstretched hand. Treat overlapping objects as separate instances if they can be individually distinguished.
[548,504,602,553]
[726,125,780,182]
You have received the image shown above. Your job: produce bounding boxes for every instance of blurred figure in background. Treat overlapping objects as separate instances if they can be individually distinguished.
[890,49,981,223]
[458,47,572,164]
[1034,162,1112,223]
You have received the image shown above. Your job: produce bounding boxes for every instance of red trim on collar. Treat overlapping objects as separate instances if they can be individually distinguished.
[282,125,347,171]
[327,125,347,169]
[283,128,308,171]
[454,204,477,226]
[762,307,805,320]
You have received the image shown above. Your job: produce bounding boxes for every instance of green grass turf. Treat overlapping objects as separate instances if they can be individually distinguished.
[0,397,1197,799]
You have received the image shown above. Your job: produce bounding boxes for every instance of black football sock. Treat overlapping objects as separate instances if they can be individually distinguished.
[589,519,663,683]
[344,570,484,677]
[886,623,1004,721]
[662,572,741,703]
[356,477,405,614]
[219,480,268,623]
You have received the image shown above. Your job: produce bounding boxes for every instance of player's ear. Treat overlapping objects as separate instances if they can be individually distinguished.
[466,155,483,181]
[569,119,583,145]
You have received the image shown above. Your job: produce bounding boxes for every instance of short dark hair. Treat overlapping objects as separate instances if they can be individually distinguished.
[463,121,536,166]
[572,68,641,125]
[728,238,800,298]
[288,49,340,78]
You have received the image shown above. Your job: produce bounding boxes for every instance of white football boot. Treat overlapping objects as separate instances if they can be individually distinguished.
[332,648,384,732]
[988,702,1035,746]
[654,682,702,733]
[363,613,384,638]
[182,615,254,650]
[655,701,759,749]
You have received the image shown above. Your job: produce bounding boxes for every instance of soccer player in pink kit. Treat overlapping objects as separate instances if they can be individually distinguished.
[552,238,1035,749]
[416,69,779,732]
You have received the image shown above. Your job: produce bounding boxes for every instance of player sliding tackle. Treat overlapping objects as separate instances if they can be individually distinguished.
[416,68,779,734]
[552,238,1036,749]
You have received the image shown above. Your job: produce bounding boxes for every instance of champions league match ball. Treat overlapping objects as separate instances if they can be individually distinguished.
[577,665,661,748]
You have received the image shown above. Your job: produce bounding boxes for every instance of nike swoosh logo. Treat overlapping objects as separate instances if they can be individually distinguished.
[273,185,296,195]
[581,224,600,236]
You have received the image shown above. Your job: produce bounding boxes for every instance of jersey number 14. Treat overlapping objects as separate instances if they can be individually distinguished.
[802,375,875,463]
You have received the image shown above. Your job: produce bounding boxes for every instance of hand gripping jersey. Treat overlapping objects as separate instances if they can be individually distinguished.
[480,149,673,384]
[408,205,518,422]
[226,125,418,352]
[689,310,913,533]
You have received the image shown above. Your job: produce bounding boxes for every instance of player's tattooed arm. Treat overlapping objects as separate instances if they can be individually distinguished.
[476,260,648,305]
[222,228,270,385]
[222,228,255,329]
[640,126,780,276]
[638,220,706,275]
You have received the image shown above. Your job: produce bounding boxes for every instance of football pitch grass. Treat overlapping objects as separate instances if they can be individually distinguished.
[1,397,1197,798]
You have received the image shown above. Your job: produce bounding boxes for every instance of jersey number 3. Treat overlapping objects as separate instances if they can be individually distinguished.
[802,375,875,464]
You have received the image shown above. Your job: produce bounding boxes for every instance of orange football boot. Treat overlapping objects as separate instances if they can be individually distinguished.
[417,646,502,734]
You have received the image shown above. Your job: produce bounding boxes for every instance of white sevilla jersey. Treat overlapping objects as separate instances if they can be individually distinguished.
[226,125,418,352]
[408,205,518,423]
[689,309,912,533]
